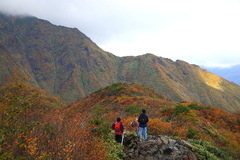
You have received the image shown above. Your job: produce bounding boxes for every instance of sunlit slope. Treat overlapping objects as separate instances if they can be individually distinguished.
[116,55,240,111]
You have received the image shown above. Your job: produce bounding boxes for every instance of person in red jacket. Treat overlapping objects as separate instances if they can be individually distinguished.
[112,117,124,143]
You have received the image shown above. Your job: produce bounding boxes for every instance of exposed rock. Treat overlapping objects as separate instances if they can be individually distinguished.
[123,134,197,160]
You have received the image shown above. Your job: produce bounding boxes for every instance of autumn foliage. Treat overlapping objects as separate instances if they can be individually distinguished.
[0,75,113,159]
[1,80,240,159]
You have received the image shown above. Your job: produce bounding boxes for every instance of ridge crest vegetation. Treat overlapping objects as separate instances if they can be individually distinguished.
[1,80,239,159]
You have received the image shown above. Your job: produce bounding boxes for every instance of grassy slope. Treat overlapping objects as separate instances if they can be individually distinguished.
[117,55,240,111]
[1,14,240,111]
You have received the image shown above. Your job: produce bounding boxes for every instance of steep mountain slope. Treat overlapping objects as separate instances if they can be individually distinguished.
[0,13,121,102]
[117,55,240,111]
[1,13,240,111]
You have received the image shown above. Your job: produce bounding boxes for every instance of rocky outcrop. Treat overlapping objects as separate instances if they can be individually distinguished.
[124,134,197,160]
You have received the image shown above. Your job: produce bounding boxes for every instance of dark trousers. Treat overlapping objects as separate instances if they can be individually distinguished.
[115,134,122,143]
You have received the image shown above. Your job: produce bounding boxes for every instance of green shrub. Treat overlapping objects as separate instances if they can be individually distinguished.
[90,105,112,140]
[188,139,233,160]
[125,105,139,116]
[107,83,125,96]
[106,133,126,160]
[187,128,199,139]
[174,103,190,115]
[188,103,202,110]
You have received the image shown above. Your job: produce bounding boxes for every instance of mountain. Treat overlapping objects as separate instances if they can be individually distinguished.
[203,65,240,85]
[0,13,121,103]
[1,13,240,111]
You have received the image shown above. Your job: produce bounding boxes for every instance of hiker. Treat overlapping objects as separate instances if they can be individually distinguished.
[138,109,149,140]
[130,118,138,132]
[112,117,124,143]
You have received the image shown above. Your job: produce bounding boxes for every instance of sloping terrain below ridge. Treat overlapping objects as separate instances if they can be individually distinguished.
[1,13,240,111]
[117,55,240,111]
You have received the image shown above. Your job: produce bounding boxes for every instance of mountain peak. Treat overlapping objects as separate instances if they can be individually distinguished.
[1,14,240,111]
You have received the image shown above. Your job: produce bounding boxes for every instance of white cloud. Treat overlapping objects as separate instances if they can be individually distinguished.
[99,0,240,67]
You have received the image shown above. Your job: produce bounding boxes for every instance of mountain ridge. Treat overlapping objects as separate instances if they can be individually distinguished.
[1,13,240,111]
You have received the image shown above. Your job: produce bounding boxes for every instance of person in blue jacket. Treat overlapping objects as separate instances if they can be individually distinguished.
[138,109,149,140]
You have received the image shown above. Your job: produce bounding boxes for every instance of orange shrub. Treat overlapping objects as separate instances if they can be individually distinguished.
[148,118,172,136]
[171,127,188,139]
[122,116,139,132]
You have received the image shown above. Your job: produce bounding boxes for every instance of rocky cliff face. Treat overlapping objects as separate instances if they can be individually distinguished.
[124,134,197,160]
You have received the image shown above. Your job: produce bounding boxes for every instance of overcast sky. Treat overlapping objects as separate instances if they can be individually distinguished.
[1,0,240,68]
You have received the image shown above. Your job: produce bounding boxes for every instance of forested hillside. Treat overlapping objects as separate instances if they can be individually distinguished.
[1,80,239,159]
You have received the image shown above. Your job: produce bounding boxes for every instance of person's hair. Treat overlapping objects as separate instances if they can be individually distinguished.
[117,117,121,122]
[142,109,146,113]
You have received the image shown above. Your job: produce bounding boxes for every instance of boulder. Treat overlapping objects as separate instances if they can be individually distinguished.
[123,134,197,160]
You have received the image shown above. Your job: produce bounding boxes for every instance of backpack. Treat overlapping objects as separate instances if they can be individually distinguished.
[115,122,121,132]
[138,114,148,124]
[130,120,137,127]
